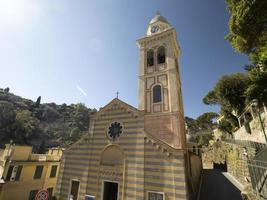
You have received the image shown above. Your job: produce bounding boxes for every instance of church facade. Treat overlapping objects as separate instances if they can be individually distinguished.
[55,13,200,200]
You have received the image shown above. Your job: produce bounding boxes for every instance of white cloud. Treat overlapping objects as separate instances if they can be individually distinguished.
[76,84,87,96]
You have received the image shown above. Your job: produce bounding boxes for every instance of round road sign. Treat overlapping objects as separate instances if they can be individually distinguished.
[35,189,49,200]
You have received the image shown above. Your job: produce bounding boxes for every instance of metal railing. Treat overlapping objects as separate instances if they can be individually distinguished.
[247,148,267,199]
[223,139,267,198]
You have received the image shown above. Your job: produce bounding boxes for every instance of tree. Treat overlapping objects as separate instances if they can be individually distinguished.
[203,73,249,132]
[246,64,267,105]
[70,127,81,140]
[195,132,213,146]
[203,141,231,164]
[73,103,90,131]
[0,101,15,143]
[185,116,200,135]
[203,90,219,105]
[225,0,267,106]
[42,106,61,122]
[203,73,250,115]
[0,101,15,127]
[4,87,10,93]
[225,0,267,57]
[35,96,41,108]
[185,112,218,146]
[38,140,46,154]
[215,73,250,114]
[220,107,239,129]
[218,119,233,134]
[212,141,231,164]
[249,45,267,66]
[14,110,39,143]
[196,112,219,128]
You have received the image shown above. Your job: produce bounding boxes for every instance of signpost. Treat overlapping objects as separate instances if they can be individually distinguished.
[35,189,49,200]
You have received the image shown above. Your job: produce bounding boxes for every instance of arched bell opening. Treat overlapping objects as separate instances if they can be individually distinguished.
[157,46,165,64]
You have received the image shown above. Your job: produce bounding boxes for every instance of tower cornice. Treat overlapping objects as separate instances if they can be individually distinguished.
[136,28,180,57]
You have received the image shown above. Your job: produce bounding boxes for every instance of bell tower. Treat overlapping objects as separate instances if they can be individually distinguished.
[137,12,185,149]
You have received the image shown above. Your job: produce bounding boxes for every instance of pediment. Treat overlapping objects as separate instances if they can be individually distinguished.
[92,98,143,120]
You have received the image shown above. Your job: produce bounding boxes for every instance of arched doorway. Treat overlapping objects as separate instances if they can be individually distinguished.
[98,145,125,200]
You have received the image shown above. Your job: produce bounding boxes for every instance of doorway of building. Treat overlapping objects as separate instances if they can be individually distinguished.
[213,161,228,172]
[69,179,80,200]
[102,181,118,200]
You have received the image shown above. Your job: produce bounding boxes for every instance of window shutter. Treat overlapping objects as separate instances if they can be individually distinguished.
[5,165,14,181]
[15,165,23,181]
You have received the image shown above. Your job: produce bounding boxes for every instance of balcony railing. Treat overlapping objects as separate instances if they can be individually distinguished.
[29,154,61,161]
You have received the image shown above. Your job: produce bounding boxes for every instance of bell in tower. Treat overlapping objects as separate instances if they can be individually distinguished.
[137,12,186,149]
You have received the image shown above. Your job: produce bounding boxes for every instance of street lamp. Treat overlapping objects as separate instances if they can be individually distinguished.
[252,99,267,143]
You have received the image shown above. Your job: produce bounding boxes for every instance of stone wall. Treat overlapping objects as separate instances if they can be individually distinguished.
[226,144,252,186]
[234,111,267,144]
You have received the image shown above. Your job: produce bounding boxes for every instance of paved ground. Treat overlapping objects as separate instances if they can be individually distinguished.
[199,169,243,200]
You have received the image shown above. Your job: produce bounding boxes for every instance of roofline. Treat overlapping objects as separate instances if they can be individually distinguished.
[143,130,185,152]
[92,98,142,119]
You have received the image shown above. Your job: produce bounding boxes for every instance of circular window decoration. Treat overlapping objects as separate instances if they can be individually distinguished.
[108,122,123,141]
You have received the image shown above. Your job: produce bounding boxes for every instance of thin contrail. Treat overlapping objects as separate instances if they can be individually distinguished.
[76,84,87,96]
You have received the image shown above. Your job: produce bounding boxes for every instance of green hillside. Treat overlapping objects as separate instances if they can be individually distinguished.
[0,87,96,150]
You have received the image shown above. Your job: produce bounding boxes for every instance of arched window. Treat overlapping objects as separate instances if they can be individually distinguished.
[157,46,165,64]
[153,85,162,103]
[147,49,154,66]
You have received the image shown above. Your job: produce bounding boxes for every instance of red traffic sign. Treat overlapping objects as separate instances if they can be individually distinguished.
[35,189,49,200]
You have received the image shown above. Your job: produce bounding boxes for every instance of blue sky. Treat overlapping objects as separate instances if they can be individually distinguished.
[0,0,249,118]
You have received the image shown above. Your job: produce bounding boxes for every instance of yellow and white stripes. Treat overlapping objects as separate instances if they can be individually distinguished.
[55,99,188,200]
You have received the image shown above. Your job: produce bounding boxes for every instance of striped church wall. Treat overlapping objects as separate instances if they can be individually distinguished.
[56,101,147,200]
[58,140,92,199]
[56,99,188,200]
[54,154,66,198]
[144,142,187,200]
